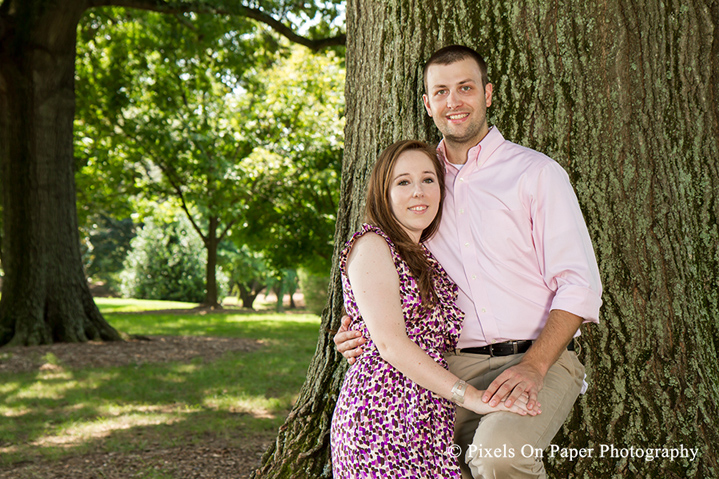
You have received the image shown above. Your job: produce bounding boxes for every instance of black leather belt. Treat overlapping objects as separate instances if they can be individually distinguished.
[459,339,575,357]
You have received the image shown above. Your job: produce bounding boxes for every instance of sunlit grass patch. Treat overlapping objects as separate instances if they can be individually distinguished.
[202,392,291,418]
[104,309,321,340]
[94,297,199,313]
[0,299,321,467]
[33,411,182,447]
[10,374,81,400]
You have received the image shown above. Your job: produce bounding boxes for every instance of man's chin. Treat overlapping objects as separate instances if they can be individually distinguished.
[444,131,482,146]
[440,123,487,147]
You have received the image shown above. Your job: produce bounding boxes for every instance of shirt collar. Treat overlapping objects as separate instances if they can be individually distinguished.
[436,126,504,173]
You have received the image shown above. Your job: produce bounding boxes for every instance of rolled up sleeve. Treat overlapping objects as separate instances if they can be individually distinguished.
[531,162,603,324]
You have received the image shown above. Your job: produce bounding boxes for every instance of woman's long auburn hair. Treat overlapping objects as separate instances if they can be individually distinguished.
[365,140,446,308]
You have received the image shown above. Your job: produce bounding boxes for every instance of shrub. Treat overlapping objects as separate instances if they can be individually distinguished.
[119,215,228,303]
[298,268,330,316]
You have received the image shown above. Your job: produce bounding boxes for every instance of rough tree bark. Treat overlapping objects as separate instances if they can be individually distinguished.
[254,0,718,477]
[0,0,344,346]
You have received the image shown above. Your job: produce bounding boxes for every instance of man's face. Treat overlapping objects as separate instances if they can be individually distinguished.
[422,58,493,149]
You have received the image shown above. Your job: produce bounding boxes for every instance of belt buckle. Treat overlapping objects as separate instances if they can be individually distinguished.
[488,341,519,356]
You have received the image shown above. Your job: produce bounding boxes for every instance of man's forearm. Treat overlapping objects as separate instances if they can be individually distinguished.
[520,309,584,376]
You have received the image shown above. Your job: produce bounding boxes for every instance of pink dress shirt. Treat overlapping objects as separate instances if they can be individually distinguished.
[426,127,602,350]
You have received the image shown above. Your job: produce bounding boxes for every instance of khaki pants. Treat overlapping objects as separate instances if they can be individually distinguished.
[445,349,585,479]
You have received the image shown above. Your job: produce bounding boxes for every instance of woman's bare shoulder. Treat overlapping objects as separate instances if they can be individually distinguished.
[347,232,395,275]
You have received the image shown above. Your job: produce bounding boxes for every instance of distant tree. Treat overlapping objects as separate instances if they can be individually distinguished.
[220,244,269,310]
[265,269,299,312]
[240,47,345,277]
[0,0,344,345]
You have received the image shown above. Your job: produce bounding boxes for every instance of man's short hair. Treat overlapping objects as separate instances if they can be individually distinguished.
[423,45,489,92]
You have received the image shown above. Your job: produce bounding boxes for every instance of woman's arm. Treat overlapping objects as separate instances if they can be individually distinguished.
[347,233,538,416]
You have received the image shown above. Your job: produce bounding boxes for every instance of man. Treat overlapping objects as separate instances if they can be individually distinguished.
[335,45,602,479]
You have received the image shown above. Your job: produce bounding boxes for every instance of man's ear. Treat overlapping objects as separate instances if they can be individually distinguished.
[484,83,493,108]
[422,94,432,117]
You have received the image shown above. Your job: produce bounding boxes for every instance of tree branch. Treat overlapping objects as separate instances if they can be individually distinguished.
[218,218,237,242]
[154,160,210,243]
[88,0,345,50]
[112,112,209,242]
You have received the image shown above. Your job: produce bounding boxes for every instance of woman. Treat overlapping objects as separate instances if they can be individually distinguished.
[330,140,538,478]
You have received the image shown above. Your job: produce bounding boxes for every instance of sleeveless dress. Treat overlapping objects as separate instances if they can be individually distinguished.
[331,224,464,478]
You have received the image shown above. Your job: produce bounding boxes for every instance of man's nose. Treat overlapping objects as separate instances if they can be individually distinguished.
[446,89,462,109]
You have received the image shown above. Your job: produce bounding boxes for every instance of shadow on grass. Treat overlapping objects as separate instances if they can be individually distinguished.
[0,311,321,466]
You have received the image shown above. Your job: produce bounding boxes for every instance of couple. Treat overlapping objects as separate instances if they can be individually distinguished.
[331,45,602,479]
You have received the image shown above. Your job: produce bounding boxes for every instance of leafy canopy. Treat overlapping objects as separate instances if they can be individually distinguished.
[74,6,345,288]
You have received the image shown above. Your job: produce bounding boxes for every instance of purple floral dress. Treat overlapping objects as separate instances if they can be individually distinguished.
[331,224,464,478]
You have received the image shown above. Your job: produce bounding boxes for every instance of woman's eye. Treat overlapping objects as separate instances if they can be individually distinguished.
[398,180,409,186]
[423,178,434,183]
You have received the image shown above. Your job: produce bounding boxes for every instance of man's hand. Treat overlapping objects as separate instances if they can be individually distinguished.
[482,309,583,411]
[482,361,544,411]
[467,389,540,416]
[333,315,365,364]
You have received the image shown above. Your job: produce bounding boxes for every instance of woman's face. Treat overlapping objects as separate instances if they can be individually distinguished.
[389,150,441,243]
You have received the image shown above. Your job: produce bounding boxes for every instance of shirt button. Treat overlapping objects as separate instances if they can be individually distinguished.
[472,275,477,280]
[464,242,470,247]
[482,308,487,313]
[459,178,465,182]
[459,209,465,214]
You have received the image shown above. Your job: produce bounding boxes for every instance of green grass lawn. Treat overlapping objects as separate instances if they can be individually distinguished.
[0,300,321,466]
[92,297,201,312]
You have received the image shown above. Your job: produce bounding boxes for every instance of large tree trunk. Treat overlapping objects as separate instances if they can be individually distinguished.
[0,0,121,346]
[255,0,718,477]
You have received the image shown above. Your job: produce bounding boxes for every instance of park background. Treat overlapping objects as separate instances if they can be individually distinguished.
[1,0,717,478]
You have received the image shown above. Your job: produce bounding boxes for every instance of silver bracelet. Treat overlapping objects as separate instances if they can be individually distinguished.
[451,379,468,405]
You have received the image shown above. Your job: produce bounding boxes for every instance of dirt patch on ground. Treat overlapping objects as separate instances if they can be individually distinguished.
[0,335,261,374]
[0,335,271,478]
[0,436,272,479]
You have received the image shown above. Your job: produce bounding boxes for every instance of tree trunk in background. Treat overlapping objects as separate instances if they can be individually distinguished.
[0,0,121,346]
[255,0,718,477]
[237,280,263,309]
[204,216,220,308]
[273,283,286,313]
